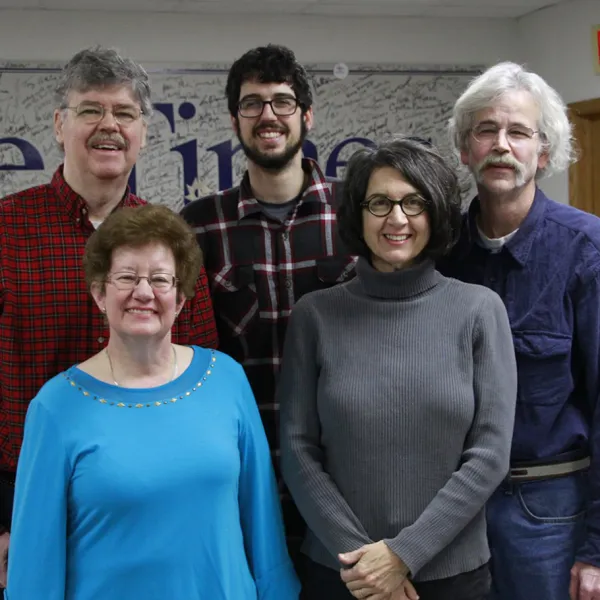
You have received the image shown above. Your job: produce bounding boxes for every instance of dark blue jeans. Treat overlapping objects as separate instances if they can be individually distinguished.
[300,558,491,600]
[487,472,588,600]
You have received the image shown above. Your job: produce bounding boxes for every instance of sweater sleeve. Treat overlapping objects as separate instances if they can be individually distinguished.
[385,291,517,576]
[5,397,70,600]
[236,364,300,600]
[279,298,373,559]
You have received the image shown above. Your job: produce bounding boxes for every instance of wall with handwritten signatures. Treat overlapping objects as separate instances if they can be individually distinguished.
[0,62,481,208]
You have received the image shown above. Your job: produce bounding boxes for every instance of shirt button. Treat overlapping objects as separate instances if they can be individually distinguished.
[285,278,292,289]
[97,336,105,344]
[281,232,289,240]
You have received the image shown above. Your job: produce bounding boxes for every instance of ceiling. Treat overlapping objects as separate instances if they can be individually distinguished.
[0,0,575,19]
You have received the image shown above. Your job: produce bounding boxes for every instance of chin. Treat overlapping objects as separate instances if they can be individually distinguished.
[92,169,129,181]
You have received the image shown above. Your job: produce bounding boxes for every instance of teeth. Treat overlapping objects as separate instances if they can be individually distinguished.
[94,145,119,150]
[258,132,282,139]
[127,309,153,314]
[385,234,409,241]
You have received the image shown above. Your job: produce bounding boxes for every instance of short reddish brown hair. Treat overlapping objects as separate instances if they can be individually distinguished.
[83,204,202,299]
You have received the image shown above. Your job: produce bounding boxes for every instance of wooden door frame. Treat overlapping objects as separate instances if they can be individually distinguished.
[568,97,600,212]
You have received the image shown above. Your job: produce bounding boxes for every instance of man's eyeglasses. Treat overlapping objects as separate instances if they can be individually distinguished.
[65,102,144,126]
[361,194,428,218]
[470,123,539,146]
[106,272,178,292]
[237,96,300,118]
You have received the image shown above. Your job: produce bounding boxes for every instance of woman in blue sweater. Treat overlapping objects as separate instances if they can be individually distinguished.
[7,204,299,600]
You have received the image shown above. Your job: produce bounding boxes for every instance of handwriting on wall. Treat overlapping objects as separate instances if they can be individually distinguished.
[0,64,480,209]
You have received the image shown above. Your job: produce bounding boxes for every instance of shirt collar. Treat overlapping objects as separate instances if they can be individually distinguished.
[461,186,548,267]
[236,158,330,220]
[50,164,134,226]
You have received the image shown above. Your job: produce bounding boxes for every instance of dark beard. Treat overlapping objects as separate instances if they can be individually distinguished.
[237,119,308,172]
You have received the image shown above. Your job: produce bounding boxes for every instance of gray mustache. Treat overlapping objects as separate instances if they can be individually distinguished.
[89,136,126,149]
[480,156,521,170]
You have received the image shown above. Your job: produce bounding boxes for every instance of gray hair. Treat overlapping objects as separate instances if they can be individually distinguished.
[54,46,152,118]
[448,62,576,178]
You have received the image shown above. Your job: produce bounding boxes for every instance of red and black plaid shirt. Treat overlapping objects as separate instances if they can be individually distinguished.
[0,166,218,471]
[181,158,356,542]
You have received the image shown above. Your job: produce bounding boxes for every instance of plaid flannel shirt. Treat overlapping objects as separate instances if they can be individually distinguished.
[0,167,218,474]
[181,158,357,544]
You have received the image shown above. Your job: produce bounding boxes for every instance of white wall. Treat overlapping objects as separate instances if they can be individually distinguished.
[518,0,600,203]
[0,9,519,66]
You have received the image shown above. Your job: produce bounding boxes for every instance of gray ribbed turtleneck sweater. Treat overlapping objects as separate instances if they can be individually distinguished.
[279,257,517,581]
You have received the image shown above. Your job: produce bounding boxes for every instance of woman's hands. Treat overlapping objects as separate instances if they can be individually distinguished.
[339,541,418,600]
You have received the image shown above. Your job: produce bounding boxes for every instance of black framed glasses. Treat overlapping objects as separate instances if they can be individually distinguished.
[106,272,178,292]
[470,123,539,145]
[65,102,144,125]
[237,96,300,118]
[361,194,428,218]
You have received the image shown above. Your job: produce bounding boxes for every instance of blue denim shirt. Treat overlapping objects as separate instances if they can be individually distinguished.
[438,188,600,565]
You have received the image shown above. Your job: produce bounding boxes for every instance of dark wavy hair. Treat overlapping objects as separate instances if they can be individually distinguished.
[337,137,462,261]
[225,44,313,117]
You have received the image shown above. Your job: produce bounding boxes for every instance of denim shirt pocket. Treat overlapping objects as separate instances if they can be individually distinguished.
[210,264,258,337]
[512,330,572,406]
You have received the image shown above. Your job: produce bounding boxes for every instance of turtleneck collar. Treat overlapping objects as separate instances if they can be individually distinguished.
[352,256,441,300]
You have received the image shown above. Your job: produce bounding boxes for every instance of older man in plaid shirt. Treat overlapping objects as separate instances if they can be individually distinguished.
[181,45,357,569]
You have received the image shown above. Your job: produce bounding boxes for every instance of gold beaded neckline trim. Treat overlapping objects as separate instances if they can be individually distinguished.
[64,351,217,409]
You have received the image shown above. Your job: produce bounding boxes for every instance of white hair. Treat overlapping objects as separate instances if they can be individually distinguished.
[448,62,577,178]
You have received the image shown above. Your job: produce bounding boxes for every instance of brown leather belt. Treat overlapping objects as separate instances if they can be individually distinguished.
[509,456,590,482]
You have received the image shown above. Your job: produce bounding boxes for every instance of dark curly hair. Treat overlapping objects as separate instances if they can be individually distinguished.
[225,44,313,117]
[337,137,462,261]
[83,204,202,300]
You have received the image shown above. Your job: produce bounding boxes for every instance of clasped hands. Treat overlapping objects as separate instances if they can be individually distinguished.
[338,540,419,600]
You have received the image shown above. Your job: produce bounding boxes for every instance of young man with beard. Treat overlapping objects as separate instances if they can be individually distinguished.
[438,62,600,600]
[0,46,218,589]
[181,44,356,569]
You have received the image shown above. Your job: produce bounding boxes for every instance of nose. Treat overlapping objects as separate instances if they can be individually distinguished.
[132,277,154,299]
[387,204,408,225]
[259,102,278,121]
[98,109,119,130]
[491,129,511,152]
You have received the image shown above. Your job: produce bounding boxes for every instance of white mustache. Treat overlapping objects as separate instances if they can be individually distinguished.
[478,155,523,172]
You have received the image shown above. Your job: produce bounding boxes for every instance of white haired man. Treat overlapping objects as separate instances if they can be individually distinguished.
[439,62,600,600]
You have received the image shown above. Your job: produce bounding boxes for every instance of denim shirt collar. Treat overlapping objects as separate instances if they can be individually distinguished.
[461,187,549,267]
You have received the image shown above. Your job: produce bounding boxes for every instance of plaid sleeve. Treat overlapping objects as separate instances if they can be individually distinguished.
[173,265,218,349]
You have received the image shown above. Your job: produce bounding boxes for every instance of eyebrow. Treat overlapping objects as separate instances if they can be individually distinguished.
[366,192,423,200]
[240,93,297,101]
[475,118,532,128]
[79,101,138,108]
[113,267,174,273]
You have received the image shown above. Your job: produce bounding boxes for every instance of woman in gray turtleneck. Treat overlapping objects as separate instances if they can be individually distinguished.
[278,138,517,600]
